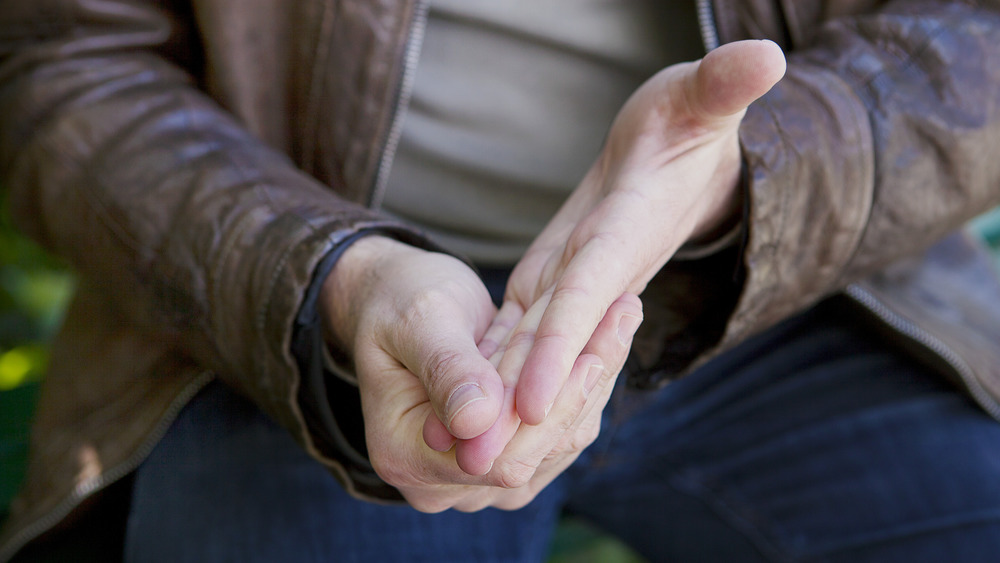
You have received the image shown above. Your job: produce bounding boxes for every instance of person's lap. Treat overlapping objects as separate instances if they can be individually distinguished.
[125,298,1000,562]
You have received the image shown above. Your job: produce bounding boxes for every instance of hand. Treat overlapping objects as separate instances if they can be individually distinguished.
[423,292,642,488]
[420,40,785,493]
[489,40,787,428]
[319,236,506,512]
[320,235,635,512]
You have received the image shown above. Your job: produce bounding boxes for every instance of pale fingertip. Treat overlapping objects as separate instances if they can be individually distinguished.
[516,400,547,426]
[456,444,497,476]
[422,413,456,452]
[455,386,520,475]
[583,363,604,399]
[446,382,487,430]
[617,313,642,345]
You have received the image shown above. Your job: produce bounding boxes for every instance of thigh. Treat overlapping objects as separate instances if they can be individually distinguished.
[125,381,565,563]
[567,299,1000,563]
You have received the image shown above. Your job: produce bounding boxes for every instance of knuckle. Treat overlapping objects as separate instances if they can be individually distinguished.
[422,348,465,393]
[504,328,537,352]
[400,286,448,330]
[551,418,601,457]
[492,490,535,511]
[555,412,577,435]
[493,457,536,490]
[408,495,453,514]
[368,451,406,488]
[453,494,492,514]
[549,282,591,307]
[574,422,602,451]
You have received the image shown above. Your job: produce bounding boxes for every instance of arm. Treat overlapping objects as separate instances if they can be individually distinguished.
[731,0,1000,342]
[0,0,433,499]
[422,0,1000,493]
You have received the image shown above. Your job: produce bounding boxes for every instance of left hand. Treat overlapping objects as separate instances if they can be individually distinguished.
[423,39,786,487]
[494,39,787,426]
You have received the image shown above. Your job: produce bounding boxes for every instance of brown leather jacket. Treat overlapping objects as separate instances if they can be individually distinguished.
[3,0,1000,558]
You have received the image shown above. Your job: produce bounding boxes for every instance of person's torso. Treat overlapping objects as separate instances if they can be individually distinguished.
[379,0,704,264]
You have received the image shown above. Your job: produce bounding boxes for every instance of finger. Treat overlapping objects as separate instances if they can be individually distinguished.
[478,300,523,359]
[425,342,504,440]
[487,352,599,489]
[688,39,786,120]
[396,482,479,514]
[450,299,550,473]
[514,236,634,424]
[452,488,500,513]
[486,294,641,488]
[579,292,642,401]
[357,357,493,496]
[390,295,506,440]
[453,386,518,475]
[422,412,456,452]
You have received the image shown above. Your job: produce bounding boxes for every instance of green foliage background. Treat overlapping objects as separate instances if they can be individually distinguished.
[0,201,74,516]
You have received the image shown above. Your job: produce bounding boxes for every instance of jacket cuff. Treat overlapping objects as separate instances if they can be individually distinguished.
[290,229,383,486]
[290,227,465,498]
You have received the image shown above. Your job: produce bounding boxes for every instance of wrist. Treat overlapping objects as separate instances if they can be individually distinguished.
[319,236,415,356]
[687,138,744,245]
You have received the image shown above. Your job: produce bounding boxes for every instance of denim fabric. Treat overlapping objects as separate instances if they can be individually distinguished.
[125,299,1000,562]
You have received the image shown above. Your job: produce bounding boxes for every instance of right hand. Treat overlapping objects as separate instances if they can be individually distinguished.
[319,236,639,512]
[319,236,509,511]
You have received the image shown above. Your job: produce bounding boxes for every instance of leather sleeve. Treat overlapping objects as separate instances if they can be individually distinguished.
[632,0,1000,383]
[728,0,1000,348]
[0,1,427,499]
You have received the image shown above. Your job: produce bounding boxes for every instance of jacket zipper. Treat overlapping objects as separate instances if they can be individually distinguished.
[696,0,721,51]
[368,0,430,209]
[0,372,215,563]
[845,284,1000,420]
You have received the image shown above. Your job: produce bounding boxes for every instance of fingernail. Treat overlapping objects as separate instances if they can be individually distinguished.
[544,401,554,418]
[446,383,486,426]
[583,364,604,399]
[430,437,456,453]
[617,313,642,345]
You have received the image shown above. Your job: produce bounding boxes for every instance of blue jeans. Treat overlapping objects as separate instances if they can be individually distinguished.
[125,299,1000,562]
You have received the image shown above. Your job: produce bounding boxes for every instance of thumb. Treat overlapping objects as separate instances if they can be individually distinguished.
[410,334,505,441]
[688,39,786,120]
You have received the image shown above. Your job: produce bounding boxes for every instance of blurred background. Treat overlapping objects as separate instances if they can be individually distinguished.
[1,199,998,562]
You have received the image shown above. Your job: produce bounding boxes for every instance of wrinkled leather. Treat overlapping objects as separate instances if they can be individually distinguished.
[2,0,1000,557]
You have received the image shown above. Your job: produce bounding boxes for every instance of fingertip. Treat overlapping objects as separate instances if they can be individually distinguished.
[445,379,504,439]
[515,384,552,426]
[454,396,518,475]
[753,39,787,84]
[455,441,496,476]
[616,291,644,312]
[422,412,456,452]
[611,292,643,322]
[697,39,787,118]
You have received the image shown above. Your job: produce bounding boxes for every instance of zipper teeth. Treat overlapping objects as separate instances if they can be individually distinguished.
[368,0,430,209]
[696,0,720,51]
[845,284,1000,420]
[0,372,215,563]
